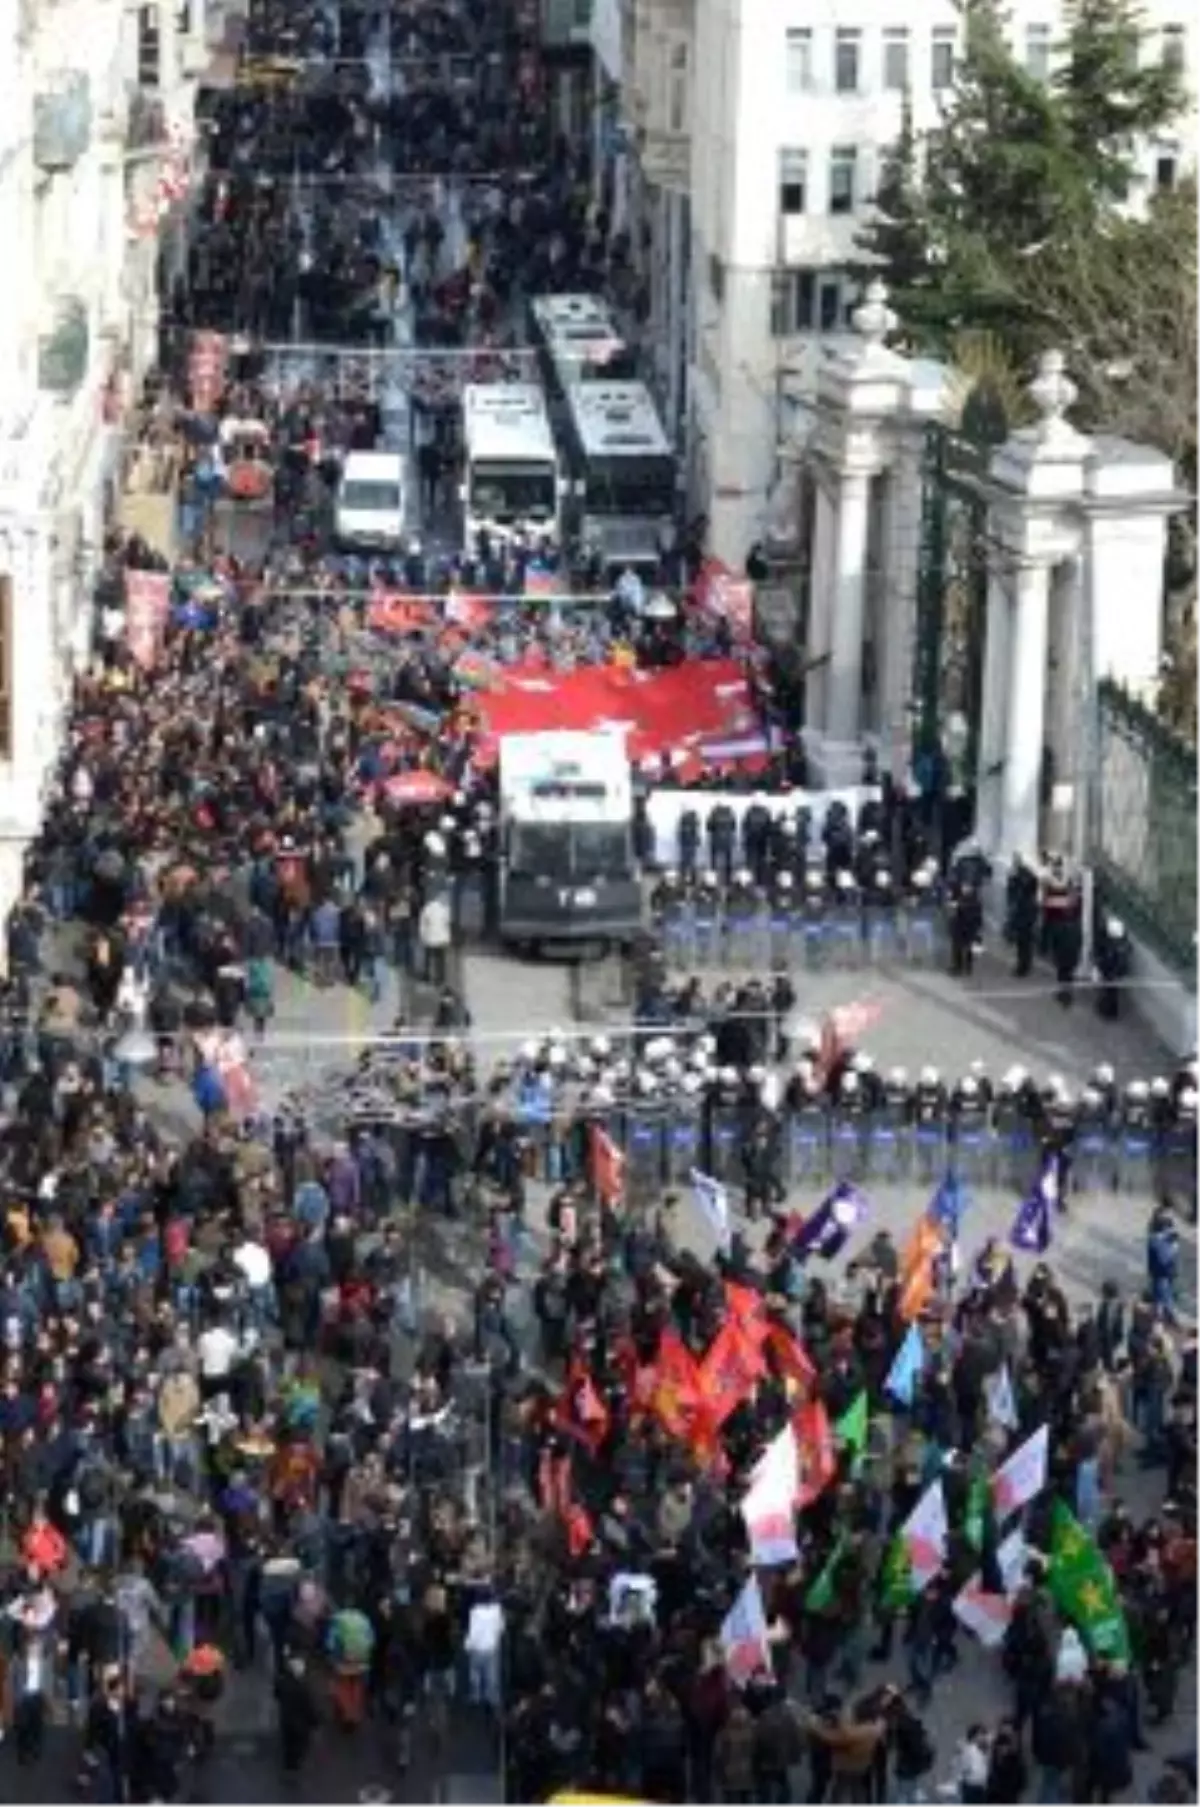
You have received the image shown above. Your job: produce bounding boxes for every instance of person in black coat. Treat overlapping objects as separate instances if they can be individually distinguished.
[275,1650,318,1775]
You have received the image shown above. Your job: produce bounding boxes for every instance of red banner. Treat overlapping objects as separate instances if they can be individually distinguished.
[125,569,171,670]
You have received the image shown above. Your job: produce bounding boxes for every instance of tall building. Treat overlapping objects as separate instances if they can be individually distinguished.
[622,0,1197,567]
[0,0,219,923]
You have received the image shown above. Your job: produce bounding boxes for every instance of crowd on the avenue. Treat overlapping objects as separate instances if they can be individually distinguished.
[0,508,1194,1805]
[0,0,1194,1801]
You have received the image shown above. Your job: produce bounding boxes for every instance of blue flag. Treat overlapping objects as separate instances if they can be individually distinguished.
[1009,1161,1054,1254]
[927,1173,966,1235]
[790,1181,868,1262]
[884,1323,925,1406]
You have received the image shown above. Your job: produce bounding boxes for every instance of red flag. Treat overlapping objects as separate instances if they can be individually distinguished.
[724,1281,770,1347]
[765,1321,817,1396]
[538,1449,594,1557]
[793,1397,837,1508]
[554,1357,612,1455]
[649,1327,706,1442]
[697,1318,767,1433]
[590,1124,625,1207]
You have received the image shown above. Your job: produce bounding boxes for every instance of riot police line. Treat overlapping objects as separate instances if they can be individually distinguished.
[302,1026,1198,1217]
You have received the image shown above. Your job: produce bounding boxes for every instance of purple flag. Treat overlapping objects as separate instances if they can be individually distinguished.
[1009,1162,1054,1254]
[791,1180,868,1262]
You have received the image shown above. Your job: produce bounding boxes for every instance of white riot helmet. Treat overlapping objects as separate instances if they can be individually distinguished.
[919,1066,939,1087]
[424,831,446,857]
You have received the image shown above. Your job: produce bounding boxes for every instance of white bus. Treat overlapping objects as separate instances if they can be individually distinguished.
[460,383,561,552]
[529,293,635,412]
[562,381,676,574]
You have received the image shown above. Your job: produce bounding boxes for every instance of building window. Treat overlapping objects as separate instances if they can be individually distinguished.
[708,253,725,303]
[666,39,689,134]
[771,268,816,336]
[835,29,861,94]
[931,27,955,90]
[1162,24,1186,70]
[1025,24,1052,80]
[137,3,161,86]
[883,29,910,91]
[0,575,10,762]
[828,145,858,215]
[1157,152,1178,189]
[778,147,807,216]
[819,278,843,332]
[177,0,192,33]
[785,27,813,94]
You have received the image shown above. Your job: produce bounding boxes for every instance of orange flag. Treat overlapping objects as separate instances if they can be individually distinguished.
[793,1396,837,1508]
[898,1216,944,1322]
[590,1124,625,1207]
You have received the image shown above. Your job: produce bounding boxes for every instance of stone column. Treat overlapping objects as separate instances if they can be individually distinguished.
[825,470,871,750]
[999,562,1051,862]
[804,476,836,732]
[878,429,924,778]
[975,567,1012,853]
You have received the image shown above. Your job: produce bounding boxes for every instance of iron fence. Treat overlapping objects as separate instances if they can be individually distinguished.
[1093,677,1197,984]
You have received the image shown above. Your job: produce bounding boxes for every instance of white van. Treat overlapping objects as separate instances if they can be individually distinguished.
[334,450,407,551]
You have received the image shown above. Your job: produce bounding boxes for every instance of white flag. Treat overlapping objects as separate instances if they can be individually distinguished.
[996,1530,1029,1596]
[985,1364,1018,1431]
[991,1423,1049,1521]
[953,1576,1013,1648]
[720,1574,771,1685]
[690,1169,732,1253]
[900,1479,949,1592]
[741,1426,799,1567]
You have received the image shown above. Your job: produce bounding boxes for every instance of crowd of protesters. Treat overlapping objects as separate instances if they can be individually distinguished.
[0,509,1192,1804]
[0,0,1193,1796]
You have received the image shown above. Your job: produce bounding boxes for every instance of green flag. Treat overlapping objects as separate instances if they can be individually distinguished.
[1047,1501,1131,1663]
[964,1468,990,1553]
[835,1391,869,1462]
[806,1534,847,1613]
[879,1531,914,1613]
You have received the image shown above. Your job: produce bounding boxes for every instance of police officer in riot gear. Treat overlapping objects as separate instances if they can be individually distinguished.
[707,800,737,884]
[742,795,774,888]
[676,805,701,880]
[1094,913,1131,1019]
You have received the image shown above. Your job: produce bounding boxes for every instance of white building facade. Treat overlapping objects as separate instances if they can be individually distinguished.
[647,0,1198,567]
[0,0,218,930]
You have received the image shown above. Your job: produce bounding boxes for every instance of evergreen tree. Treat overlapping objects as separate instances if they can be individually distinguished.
[851,0,1188,351]
[845,91,940,339]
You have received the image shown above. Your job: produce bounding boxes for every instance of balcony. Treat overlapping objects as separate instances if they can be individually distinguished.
[38,297,90,397]
[33,73,94,173]
[542,0,592,50]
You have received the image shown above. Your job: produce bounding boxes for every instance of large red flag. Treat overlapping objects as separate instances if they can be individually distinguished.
[554,1356,612,1455]
[793,1397,837,1508]
[698,1318,767,1432]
